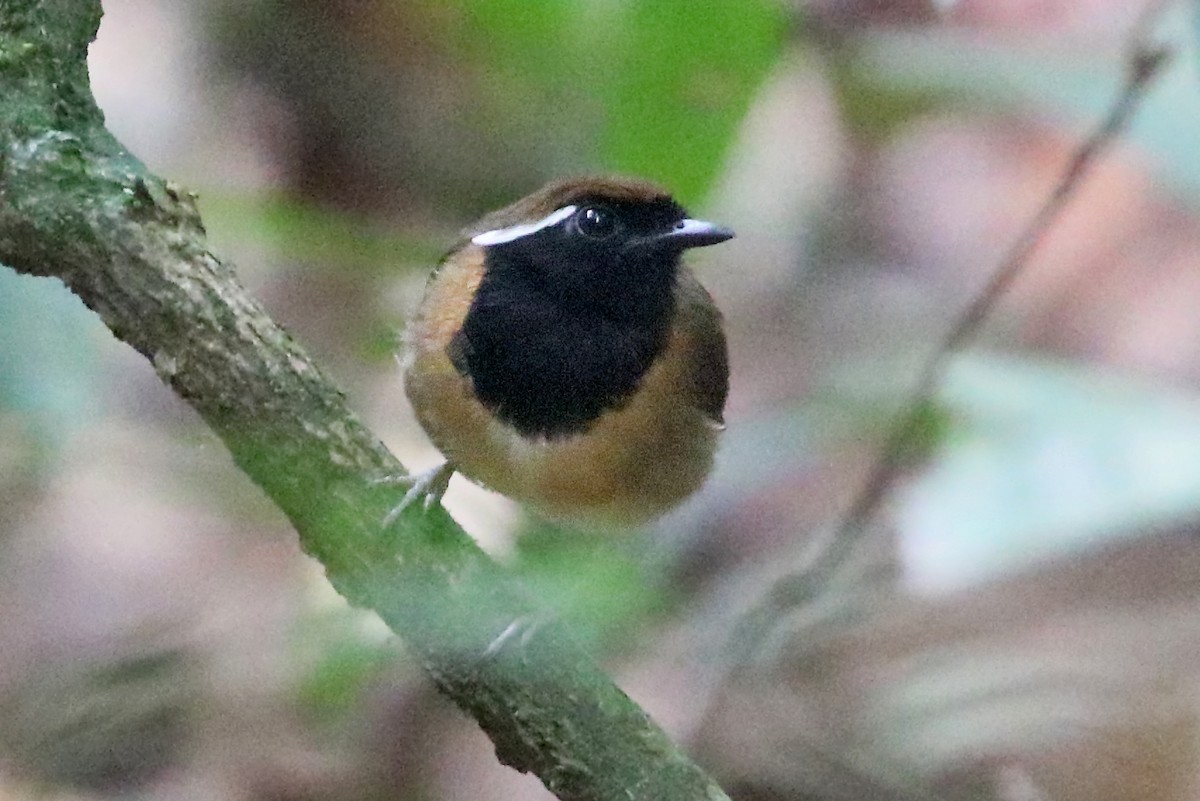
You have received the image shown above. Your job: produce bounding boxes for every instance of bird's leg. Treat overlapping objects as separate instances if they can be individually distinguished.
[378,462,455,526]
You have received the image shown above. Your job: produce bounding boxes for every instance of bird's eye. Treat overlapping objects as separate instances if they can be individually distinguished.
[576,205,619,240]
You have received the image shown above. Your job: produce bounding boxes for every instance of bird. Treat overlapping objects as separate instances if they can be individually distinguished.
[390,175,733,527]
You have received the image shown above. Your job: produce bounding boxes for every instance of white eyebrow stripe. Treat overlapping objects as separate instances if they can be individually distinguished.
[471,205,577,246]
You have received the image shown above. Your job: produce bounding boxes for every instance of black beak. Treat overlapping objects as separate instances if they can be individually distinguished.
[629,218,735,253]
[659,218,735,249]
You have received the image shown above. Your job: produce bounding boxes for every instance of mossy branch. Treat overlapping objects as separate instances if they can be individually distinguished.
[0,4,730,801]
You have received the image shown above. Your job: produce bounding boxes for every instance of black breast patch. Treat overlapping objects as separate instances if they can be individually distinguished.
[450,271,673,439]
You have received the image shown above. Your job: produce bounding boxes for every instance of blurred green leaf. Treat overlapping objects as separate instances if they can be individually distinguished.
[596,0,785,200]
[458,0,785,202]
[198,192,446,275]
[901,355,1200,592]
[897,398,954,468]
[293,610,402,724]
[514,520,668,653]
[298,639,397,723]
[831,67,947,142]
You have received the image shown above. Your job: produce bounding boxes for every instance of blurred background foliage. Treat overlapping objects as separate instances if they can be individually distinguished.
[3,1,1200,800]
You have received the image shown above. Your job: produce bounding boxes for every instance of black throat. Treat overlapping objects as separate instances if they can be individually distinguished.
[450,245,677,439]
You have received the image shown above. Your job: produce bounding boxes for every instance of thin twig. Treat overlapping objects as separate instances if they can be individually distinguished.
[734,10,1172,660]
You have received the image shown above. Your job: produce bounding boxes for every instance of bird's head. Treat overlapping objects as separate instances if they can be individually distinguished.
[464,176,733,317]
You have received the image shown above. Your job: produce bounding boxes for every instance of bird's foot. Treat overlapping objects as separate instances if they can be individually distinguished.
[378,462,455,526]
[483,613,549,658]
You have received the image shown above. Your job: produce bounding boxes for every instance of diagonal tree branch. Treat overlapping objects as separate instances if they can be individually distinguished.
[0,4,730,801]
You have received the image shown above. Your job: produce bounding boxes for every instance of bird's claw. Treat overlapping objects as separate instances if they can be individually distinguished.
[377,462,455,526]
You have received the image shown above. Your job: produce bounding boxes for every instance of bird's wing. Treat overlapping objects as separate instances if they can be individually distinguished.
[674,271,729,426]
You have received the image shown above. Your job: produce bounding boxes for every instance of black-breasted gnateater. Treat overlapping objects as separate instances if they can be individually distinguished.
[389,176,732,527]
